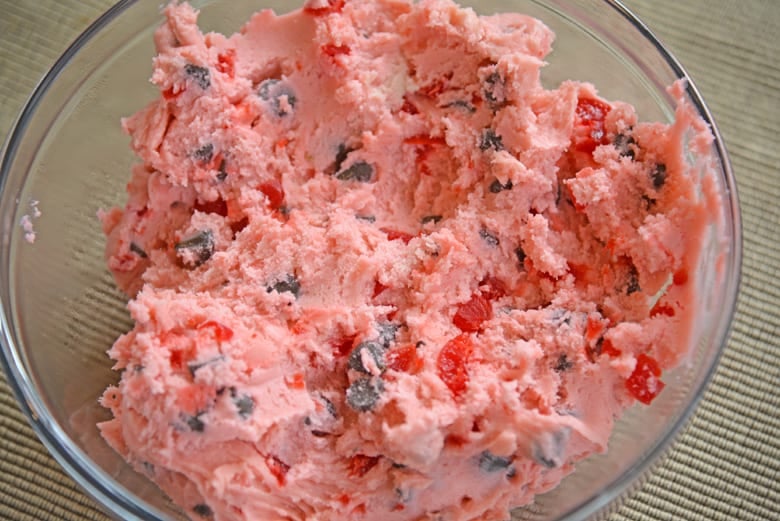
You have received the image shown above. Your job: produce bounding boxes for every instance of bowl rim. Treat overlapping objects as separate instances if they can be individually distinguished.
[0,1,743,520]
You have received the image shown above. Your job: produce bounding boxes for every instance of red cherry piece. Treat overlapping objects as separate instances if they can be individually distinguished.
[479,276,507,300]
[266,454,290,486]
[601,337,621,358]
[386,344,423,373]
[403,135,446,146]
[348,454,380,478]
[626,353,665,405]
[573,97,611,153]
[194,198,228,217]
[321,44,351,57]
[216,49,236,78]
[258,179,285,209]
[303,0,345,15]
[453,294,492,332]
[381,228,415,244]
[197,321,234,343]
[436,334,474,396]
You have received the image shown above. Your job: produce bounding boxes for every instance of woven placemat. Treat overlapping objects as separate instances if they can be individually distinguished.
[1,1,778,520]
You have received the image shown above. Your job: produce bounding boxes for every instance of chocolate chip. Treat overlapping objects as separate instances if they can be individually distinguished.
[554,354,574,372]
[483,71,506,109]
[489,178,513,193]
[333,143,354,173]
[376,322,399,348]
[185,414,205,433]
[336,161,374,182]
[651,163,667,189]
[613,133,636,159]
[193,143,214,163]
[531,429,570,469]
[514,246,526,266]
[479,228,500,247]
[184,64,211,90]
[444,100,476,113]
[268,274,300,298]
[346,377,383,412]
[348,341,386,374]
[258,78,297,117]
[129,242,147,258]
[421,215,442,225]
[626,265,641,295]
[216,159,228,181]
[188,356,224,378]
[192,503,213,518]
[355,214,376,223]
[175,230,215,268]
[479,129,504,151]
[233,393,255,419]
[478,450,512,472]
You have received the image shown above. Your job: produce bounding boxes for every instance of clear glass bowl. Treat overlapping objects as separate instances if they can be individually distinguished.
[0,1,741,520]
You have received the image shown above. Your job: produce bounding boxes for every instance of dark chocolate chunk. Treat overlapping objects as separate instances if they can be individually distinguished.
[489,178,513,193]
[192,503,213,518]
[613,133,636,159]
[479,450,513,472]
[514,246,526,266]
[651,163,667,189]
[355,214,376,223]
[216,159,228,181]
[626,266,641,295]
[554,354,574,372]
[346,377,383,412]
[479,129,504,151]
[258,78,297,116]
[187,356,224,378]
[233,393,255,419]
[483,71,506,109]
[421,215,442,225]
[444,100,476,113]
[268,274,301,298]
[185,414,205,433]
[531,429,570,469]
[479,228,500,247]
[193,143,214,163]
[129,242,147,258]
[376,322,399,348]
[334,143,354,173]
[184,64,211,90]
[336,161,374,182]
[348,341,386,374]
[175,230,215,268]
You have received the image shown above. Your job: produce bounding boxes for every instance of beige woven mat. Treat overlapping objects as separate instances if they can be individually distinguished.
[1,1,778,520]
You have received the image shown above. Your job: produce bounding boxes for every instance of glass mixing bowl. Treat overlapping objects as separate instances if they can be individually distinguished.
[0,1,741,520]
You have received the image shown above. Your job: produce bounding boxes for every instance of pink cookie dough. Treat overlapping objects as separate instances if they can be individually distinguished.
[98,1,720,520]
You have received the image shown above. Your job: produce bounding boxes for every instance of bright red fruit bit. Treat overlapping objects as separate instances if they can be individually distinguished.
[216,49,236,78]
[453,294,492,332]
[650,301,676,318]
[198,321,234,343]
[403,135,446,146]
[266,455,290,486]
[479,276,507,300]
[573,97,611,153]
[601,337,621,358]
[321,43,351,57]
[626,353,665,405]
[303,0,345,15]
[437,334,474,396]
[381,228,415,244]
[194,197,228,217]
[332,334,356,358]
[348,454,380,477]
[386,344,423,373]
[258,179,285,209]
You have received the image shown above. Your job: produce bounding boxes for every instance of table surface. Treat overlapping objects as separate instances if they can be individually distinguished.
[1,1,778,520]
